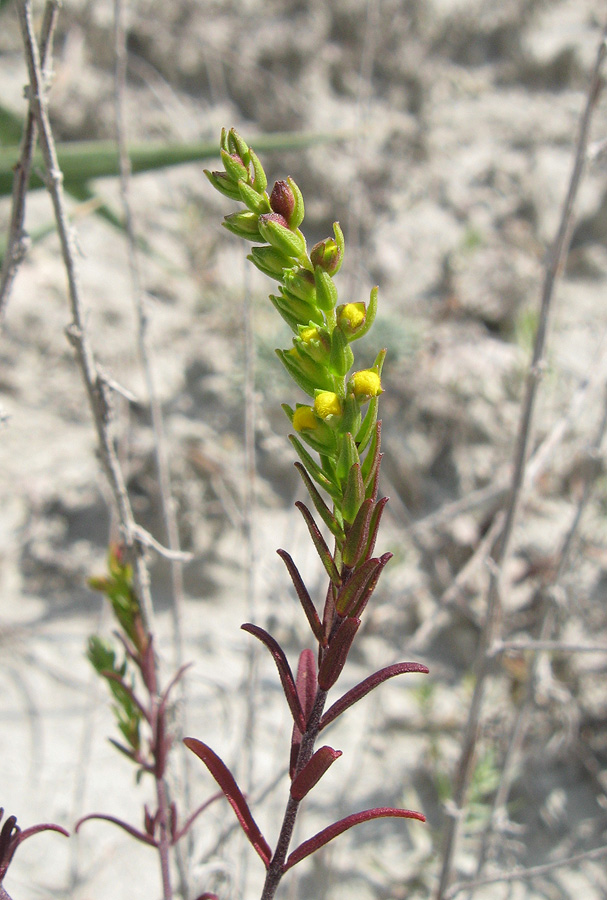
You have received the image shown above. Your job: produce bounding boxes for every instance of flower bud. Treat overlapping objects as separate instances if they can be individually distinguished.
[283,268,316,303]
[204,169,242,201]
[314,391,342,421]
[223,210,263,241]
[314,266,338,312]
[277,348,335,396]
[238,180,270,214]
[220,148,249,184]
[226,128,251,167]
[350,369,382,402]
[309,222,344,274]
[258,214,307,261]
[270,180,295,221]
[248,246,292,279]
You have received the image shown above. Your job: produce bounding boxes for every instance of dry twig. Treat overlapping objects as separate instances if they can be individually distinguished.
[0,0,59,319]
[435,20,607,899]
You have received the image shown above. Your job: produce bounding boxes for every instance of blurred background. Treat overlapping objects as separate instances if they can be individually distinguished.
[1,0,607,898]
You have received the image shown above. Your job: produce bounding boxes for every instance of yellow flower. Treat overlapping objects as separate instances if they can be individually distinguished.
[300,326,319,343]
[314,391,342,420]
[339,303,365,331]
[350,370,382,401]
[292,405,318,432]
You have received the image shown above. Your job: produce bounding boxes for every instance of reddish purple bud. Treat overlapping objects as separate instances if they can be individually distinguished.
[259,211,289,230]
[270,180,295,221]
[290,746,342,800]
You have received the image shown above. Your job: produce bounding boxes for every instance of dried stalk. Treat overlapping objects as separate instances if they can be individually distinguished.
[467,385,607,889]
[435,21,607,899]
[444,843,607,899]
[16,0,155,628]
[0,0,59,319]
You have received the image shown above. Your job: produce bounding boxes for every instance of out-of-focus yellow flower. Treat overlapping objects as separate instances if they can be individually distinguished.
[293,406,318,431]
[314,391,342,420]
[351,370,382,401]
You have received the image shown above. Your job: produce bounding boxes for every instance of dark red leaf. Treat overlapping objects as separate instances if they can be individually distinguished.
[290,649,318,778]
[342,498,374,568]
[290,746,342,801]
[364,496,389,560]
[184,738,271,868]
[320,661,429,731]
[318,617,361,690]
[335,558,381,617]
[296,502,341,586]
[241,624,306,732]
[277,550,324,645]
[284,806,425,871]
[295,649,317,722]
[75,813,157,846]
[349,552,393,618]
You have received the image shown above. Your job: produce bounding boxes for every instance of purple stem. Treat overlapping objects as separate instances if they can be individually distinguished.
[260,686,328,900]
[155,773,173,900]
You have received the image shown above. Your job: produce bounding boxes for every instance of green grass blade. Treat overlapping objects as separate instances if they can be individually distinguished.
[0,129,350,196]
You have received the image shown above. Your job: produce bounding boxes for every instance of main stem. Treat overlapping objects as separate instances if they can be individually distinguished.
[260,686,328,900]
[155,773,173,900]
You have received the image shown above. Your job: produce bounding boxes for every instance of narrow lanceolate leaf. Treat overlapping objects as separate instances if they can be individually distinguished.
[319,661,430,731]
[290,649,318,778]
[183,738,271,868]
[364,450,383,502]
[283,806,426,871]
[349,552,393,619]
[318,617,361,690]
[289,435,341,501]
[342,462,365,526]
[290,746,343,801]
[360,420,382,485]
[249,148,267,192]
[342,498,374,568]
[75,813,156,846]
[363,496,389,561]
[241,624,306,732]
[356,397,379,454]
[277,549,324,645]
[295,502,341,586]
[335,558,381,617]
[295,649,318,723]
[294,463,343,539]
[222,211,263,241]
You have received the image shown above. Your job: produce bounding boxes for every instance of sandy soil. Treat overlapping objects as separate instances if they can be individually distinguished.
[1,1,607,898]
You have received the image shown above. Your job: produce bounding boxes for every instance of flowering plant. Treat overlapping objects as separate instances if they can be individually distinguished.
[185,129,429,900]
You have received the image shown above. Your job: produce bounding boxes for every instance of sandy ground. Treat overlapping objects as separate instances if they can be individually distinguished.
[2,0,607,898]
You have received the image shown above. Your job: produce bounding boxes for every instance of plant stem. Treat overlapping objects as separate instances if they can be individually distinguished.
[155,775,174,900]
[260,687,328,900]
